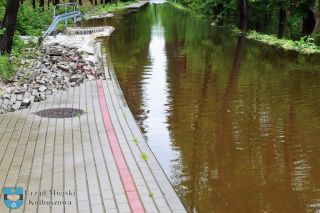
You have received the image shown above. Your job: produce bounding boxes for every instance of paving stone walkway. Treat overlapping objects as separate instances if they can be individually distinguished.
[0,53,186,212]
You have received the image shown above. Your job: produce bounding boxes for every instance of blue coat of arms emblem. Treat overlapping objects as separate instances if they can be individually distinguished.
[3,188,24,209]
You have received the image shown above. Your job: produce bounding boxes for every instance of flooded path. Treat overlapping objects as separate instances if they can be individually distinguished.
[85,3,320,212]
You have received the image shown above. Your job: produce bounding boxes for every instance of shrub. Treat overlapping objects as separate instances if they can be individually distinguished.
[0,55,12,81]
[16,3,53,36]
[247,30,320,54]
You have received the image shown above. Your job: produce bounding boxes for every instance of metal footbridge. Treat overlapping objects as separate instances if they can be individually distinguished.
[40,3,85,41]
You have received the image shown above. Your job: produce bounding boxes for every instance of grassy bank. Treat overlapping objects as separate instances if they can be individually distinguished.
[247,31,320,55]
[169,1,320,55]
[92,0,136,16]
[167,1,191,12]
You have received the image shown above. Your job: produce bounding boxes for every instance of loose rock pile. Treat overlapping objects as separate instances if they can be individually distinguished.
[0,44,103,113]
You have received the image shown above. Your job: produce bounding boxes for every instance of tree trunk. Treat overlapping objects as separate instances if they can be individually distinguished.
[32,0,36,9]
[0,0,20,54]
[78,0,82,5]
[278,7,286,38]
[302,7,316,35]
[238,0,247,21]
[312,0,320,33]
[39,0,44,9]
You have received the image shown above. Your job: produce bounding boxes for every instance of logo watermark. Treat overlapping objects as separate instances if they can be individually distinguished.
[3,188,75,209]
[3,187,24,209]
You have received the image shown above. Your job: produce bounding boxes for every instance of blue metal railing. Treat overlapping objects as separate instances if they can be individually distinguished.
[40,3,85,42]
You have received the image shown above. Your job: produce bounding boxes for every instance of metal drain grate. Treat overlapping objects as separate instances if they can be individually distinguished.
[35,108,85,118]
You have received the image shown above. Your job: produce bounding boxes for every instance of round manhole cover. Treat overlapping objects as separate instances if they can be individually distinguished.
[36,108,85,118]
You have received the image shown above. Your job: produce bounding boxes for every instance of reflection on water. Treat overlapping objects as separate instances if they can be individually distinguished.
[143,22,179,173]
[86,3,320,212]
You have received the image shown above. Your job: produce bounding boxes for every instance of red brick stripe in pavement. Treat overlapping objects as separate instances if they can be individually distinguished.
[97,80,145,213]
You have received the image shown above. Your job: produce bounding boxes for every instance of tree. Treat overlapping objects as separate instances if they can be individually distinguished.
[302,7,316,35]
[0,0,20,54]
[238,0,247,20]
[39,0,45,9]
[278,1,286,38]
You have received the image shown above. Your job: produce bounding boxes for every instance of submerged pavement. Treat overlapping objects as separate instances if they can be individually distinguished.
[0,1,186,212]
[0,51,185,213]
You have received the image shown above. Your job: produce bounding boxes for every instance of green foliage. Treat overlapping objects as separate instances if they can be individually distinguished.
[12,32,27,54]
[311,33,320,45]
[0,33,36,79]
[286,13,304,38]
[140,152,149,161]
[0,28,5,36]
[0,2,52,79]
[148,191,153,198]
[93,0,135,15]
[248,30,320,54]
[0,54,12,81]
[78,5,92,14]
[20,72,30,82]
[173,0,237,22]
[133,136,139,145]
[0,0,5,18]
[168,1,190,12]
[171,0,320,53]
[230,24,241,35]
[16,3,53,36]
[172,0,320,39]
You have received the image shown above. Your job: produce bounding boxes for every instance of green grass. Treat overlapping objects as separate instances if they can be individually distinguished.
[93,1,137,16]
[133,136,139,145]
[140,152,149,161]
[20,72,30,82]
[0,34,38,80]
[247,30,320,54]
[0,55,13,81]
[148,191,153,198]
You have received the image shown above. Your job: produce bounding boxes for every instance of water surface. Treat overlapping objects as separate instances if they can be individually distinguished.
[85,3,320,212]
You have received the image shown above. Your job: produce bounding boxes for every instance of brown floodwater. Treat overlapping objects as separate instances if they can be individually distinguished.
[84,3,320,212]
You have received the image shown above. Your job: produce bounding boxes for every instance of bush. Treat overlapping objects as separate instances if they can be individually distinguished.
[247,30,320,54]
[0,2,53,79]
[16,3,53,36]
[0,55,12,81]
[12,32,27,54]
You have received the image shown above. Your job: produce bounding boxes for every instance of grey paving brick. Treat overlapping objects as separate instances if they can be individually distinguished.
[0,59,186,213]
